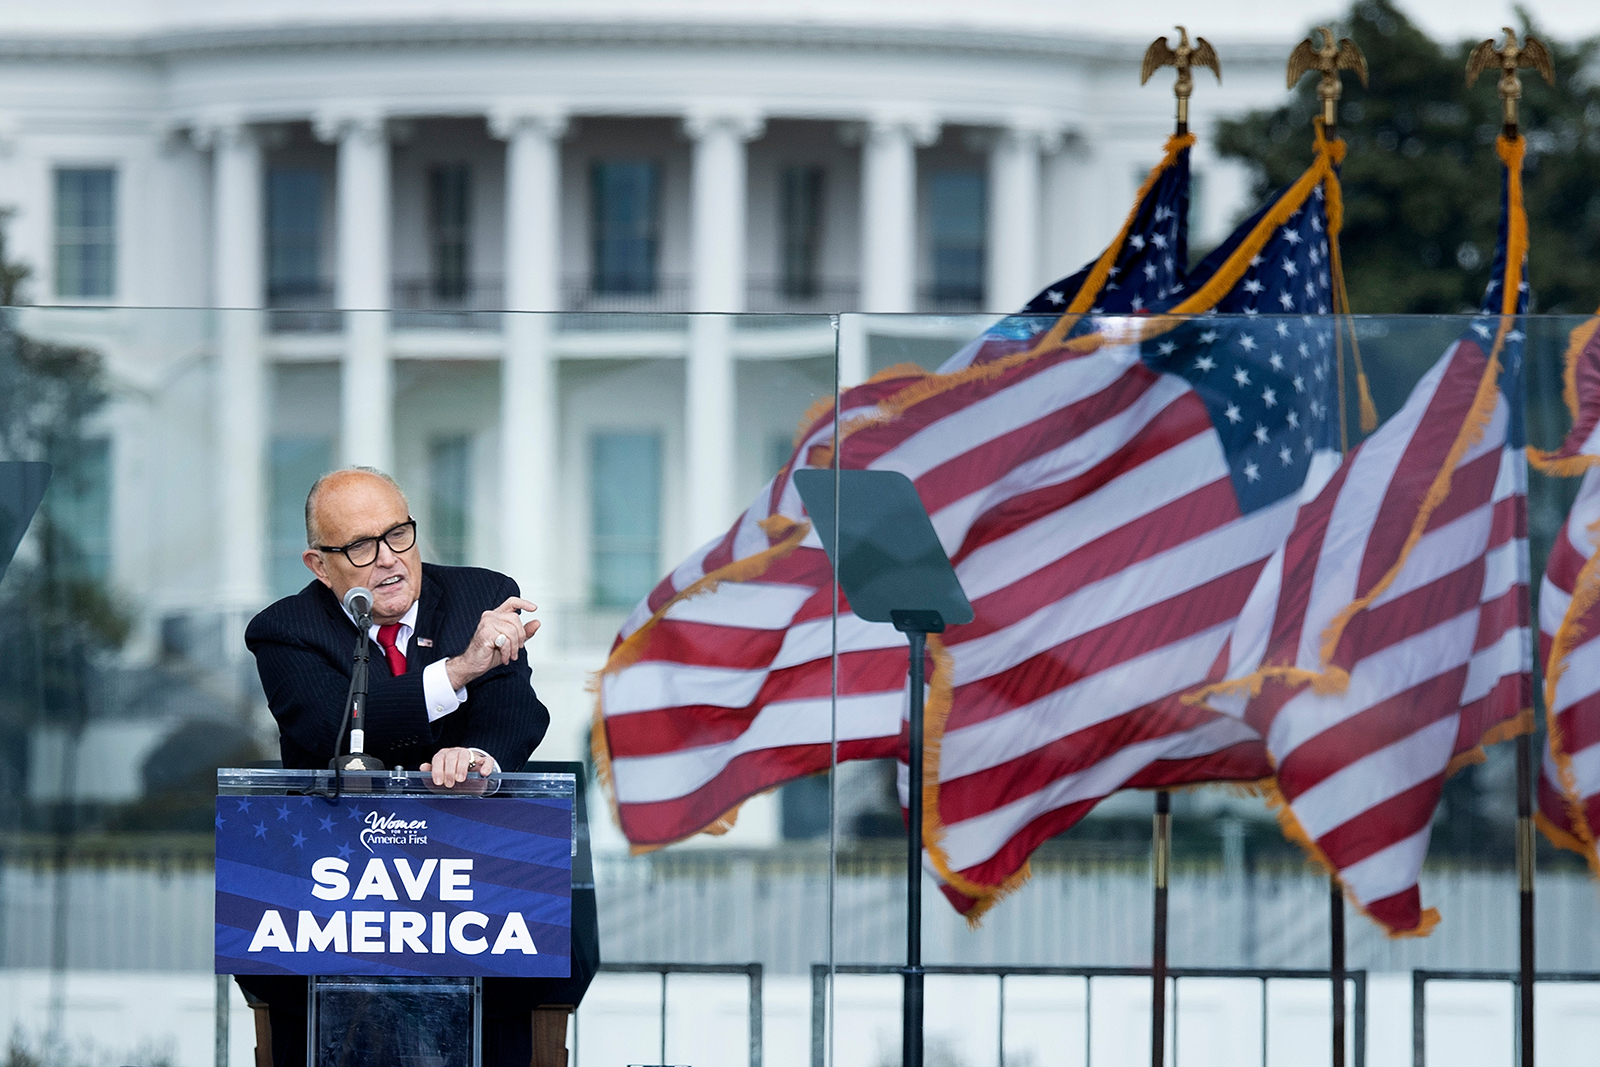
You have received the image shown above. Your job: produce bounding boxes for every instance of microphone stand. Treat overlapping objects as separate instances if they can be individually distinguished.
[332,603,386,778]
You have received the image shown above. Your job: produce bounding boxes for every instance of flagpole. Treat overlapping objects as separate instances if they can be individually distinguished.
[1516,732,1536,1067]
[1150,790,1171,1067]
[1286,32,1368,1067]
[904,626,927,1067]
[1136,33,1217,1066]
[1465,31,1553,1066]
[1330,878,1346,1067]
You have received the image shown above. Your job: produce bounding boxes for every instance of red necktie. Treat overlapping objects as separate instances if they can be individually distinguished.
[375,624,407,676]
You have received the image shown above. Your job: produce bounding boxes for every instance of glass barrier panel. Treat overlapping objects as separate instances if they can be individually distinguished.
[0,307,839,1067]
[827,310,1600,1067]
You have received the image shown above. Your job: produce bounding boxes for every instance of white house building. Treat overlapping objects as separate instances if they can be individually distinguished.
[0,0,1332,842]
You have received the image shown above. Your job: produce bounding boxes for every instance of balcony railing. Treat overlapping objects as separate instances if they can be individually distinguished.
[266,281,339,334]
[391,276,506,330]
[562,274,692,316]
[745,275,860,314]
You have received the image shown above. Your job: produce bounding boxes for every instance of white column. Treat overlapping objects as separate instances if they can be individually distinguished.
[684,110,763,546]
[205,118,267,608]
[317,110,392,472]
[860,116,939,313]
[986,125,1049,311]
[491,106,567,600]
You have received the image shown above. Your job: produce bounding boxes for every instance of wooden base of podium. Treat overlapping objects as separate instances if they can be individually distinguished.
[532,1007,575,1067]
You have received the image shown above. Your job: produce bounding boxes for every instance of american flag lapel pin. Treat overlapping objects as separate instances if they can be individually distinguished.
[416,637,433,648]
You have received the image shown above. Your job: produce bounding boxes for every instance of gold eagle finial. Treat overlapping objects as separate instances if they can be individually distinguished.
[1287,26,1369,129]
[1466,27,1555,133]
[1142,26,1221,135]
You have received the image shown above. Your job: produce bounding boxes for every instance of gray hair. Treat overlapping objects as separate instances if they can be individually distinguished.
[304,466,410,547]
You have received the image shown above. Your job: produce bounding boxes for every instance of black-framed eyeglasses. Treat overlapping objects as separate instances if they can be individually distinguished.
[318,519,418,567]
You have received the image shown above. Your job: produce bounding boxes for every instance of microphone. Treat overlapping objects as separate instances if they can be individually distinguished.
[343,586,373,624]
[331,585,386,776]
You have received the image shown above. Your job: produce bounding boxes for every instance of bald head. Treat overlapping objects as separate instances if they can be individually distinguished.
[305,467,409,548]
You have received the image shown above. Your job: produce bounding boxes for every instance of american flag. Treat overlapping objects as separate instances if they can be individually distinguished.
[1533,315,1600,875]
[594,137,1349,921]
[1195,139,1533,936]
[944,132,1193,374]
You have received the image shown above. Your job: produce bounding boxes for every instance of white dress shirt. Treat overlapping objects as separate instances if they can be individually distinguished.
[341,598,467,722]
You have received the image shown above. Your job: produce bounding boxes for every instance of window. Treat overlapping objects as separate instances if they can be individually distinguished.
[781,165,825,298]
[767,433,794,482]
[591,161,660,294]
[45,437,112,581]
[54,168,117,299]
[928,170,986,307]
[429,434,472,566]
[268,436,332,599]
[590,432,662,608]
[267,169,324,302]
[428,164,471,301]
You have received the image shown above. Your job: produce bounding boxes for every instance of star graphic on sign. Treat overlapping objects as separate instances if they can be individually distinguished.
[1279,446,1294,466]
[1243,279,1264,295]
[215,813,225,830]
[348,805,364,820]
[1269,353,1284,371]
[1224,403,1243,424]
[1194,355,1216,372]
[1262,387,1277,408]
[1287,410,1300,429]
[318,815,336,832]
[291,831,307,850]
[1253,424,1270,445]
[275,803,292,821]
[337,842,354,860]
[1232,367,1251,387]
[253,821,269,839]
[1045,289,1064,305]
[1243,462,1261,483]
[236,799,252,813]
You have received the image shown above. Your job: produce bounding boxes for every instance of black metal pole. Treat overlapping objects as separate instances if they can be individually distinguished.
[1151,790,1171,1067]
[1331,878,1346,1067]
[904,628,926,1067]
[1516,732,1535,1067]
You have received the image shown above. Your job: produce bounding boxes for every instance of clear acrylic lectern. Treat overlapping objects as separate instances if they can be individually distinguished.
[217,768,579,1067]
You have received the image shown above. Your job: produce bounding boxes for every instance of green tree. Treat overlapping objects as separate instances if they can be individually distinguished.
[1215,0,1600,314]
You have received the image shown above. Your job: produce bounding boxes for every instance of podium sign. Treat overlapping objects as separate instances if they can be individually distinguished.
[215,771,574,979]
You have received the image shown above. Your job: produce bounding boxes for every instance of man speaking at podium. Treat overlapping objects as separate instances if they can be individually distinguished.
[240,466,551,1066]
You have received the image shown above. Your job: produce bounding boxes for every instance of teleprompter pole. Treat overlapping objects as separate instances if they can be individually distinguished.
[903,626,928,1067]
[1150,790,1171,1067]
[1331,877,1347,1067]
[1516,732,1536,1067]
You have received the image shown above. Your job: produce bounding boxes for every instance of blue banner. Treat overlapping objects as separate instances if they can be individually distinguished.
[215,794,572,978]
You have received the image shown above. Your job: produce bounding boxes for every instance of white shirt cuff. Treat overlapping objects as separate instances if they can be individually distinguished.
[422,659,468,722]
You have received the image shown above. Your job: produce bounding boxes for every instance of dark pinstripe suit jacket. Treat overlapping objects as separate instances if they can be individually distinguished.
[245,564,550,771]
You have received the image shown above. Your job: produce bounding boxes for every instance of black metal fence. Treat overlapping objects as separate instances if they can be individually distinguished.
[1411,968,1600,1067]
[806,963,1367,1067]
